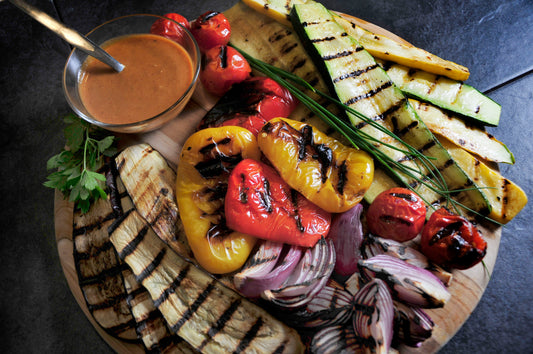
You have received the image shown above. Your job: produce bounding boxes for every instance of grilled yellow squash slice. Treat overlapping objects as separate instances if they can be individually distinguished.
[241,0,470,81]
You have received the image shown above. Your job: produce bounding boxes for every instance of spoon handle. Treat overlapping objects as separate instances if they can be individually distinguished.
[8,0,125,72]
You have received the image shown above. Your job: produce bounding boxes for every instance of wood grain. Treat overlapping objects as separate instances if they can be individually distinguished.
[54,8,501,354]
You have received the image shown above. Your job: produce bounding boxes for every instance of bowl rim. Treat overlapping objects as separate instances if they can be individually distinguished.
[62,13,201,130]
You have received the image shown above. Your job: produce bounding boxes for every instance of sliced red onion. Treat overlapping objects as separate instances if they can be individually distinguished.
[353,278,394,354]
[344,272,362,296]
[283,283,354,328]
[359,255,451,308]
[233,241,302,298]
[329,204,364,276]
[393,301,434,347]
[262,237,335,308]
[310,325,361,354]
[362,234,453,286]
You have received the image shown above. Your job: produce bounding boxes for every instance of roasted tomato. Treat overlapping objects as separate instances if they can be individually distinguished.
[176,126,261,274]
[197,77,298,135]
[200,45,251,96]
[190,11,231,52]
[150,13,190,44]
[366,187,427,242]
[225,159,331,248]
[420,208,487,270]
[257,118,374,213]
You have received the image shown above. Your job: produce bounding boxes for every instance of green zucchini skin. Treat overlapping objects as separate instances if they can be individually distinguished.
[290,2,490,215]
[381,61,501,126]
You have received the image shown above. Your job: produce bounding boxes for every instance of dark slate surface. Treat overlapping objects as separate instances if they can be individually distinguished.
[1,0,531,353]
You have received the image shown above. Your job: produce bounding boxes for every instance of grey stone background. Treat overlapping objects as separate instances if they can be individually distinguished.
[1,0,531,352]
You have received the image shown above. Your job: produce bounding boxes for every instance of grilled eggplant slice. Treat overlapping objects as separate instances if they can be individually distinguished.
[122,268,196,353]
[110,207,304,353]
[73,175,138,341]
[116,144,191,258]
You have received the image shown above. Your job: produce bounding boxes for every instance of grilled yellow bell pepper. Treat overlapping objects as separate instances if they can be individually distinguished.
[176,126,261,274]
[257,118,374,213]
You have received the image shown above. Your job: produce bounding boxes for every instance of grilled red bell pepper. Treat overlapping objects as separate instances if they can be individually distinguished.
[225,159,331,248]
[198,76,298,135]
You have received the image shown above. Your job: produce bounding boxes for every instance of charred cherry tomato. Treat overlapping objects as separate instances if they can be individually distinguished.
[200,45,251,96]
[190,11,231,52]
[420,208,487,270]
[176,126,262,274]
[197,77,298,135]
[366,187,427,242]
[258,118,374,213]
[150,13,190,44]
[225,159,331,248]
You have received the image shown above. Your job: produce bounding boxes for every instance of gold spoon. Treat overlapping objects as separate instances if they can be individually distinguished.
[8,0,125,72]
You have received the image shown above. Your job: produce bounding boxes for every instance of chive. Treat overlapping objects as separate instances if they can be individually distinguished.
[233,46,498,224]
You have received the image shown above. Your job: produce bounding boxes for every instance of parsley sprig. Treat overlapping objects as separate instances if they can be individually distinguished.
[44,114,117,213]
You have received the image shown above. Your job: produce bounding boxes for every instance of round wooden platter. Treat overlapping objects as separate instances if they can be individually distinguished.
[54,7,501,354]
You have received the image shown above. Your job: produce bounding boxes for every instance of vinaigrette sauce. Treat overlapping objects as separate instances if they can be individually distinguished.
[78,33,194,125]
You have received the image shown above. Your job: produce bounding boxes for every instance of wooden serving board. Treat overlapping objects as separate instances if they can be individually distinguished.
[54,7,501,354]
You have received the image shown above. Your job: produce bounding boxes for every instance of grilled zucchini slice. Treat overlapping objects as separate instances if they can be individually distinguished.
[290,2,490,214]
[380,61,501,126]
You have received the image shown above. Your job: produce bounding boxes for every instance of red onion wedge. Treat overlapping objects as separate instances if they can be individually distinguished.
[362,234,453,286]
[329,204,364,276]
[283,282,354,328]
[393,301,434,347]
[353,278,394,354]
[262,237,335,308]
[310,324,361,354]
[359,255,451,308]
[233,241,302,298]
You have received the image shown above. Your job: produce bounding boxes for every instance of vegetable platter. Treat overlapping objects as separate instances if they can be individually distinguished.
[52,1,526,353]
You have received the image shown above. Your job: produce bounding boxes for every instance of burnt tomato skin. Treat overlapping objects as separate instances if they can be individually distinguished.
[366,188,427,242]
[420,208,487,270]
[190,11,231,52]
[200,45,251,96]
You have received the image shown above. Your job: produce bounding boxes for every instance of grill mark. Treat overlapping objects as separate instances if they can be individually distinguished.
[396,120,419,138]
[105,318,138,338]
[333,64,379,83]
[153,264,190,308]
[198,299,243,351]
[344,81,393,106]
[117,223,149,260]
[281,42,297,54]
[86,291,128,312]
[134,307,165,333]
[75,241,114,260]
[73,210,117,237]
[169,280,216,333]
[354,99,405,129]
[125,285,146,304]
[418,140,437,154]
[136,248,166,284]
[291,58,307,71]
[107,208,134,235]
[310,36,336,43]
[77,263,127,286]
[234,317,264,354]
[322,50,353,61]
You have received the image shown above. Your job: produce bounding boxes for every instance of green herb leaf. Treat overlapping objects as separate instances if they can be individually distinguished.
[44,115,117,213]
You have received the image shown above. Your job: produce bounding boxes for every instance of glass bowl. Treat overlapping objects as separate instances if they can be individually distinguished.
[63,14,200,134]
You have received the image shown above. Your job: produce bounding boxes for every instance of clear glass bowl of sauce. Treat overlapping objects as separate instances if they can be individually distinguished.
[63,14,200,133]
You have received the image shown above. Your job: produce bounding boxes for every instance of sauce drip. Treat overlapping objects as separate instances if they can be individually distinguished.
[78,33,194,125]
